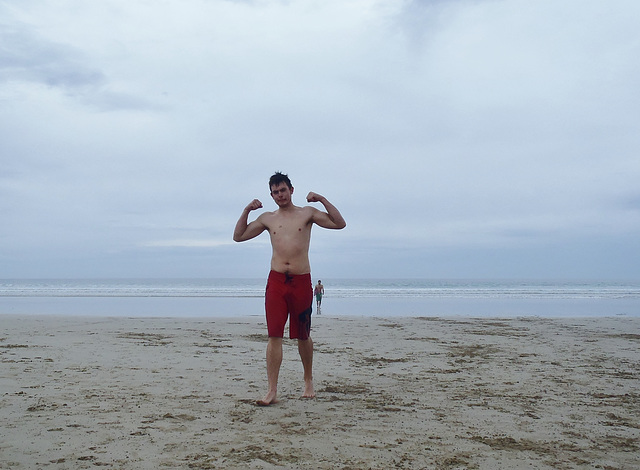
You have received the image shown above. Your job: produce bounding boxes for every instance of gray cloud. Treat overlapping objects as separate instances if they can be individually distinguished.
[0,26,104,88]
[0,20,159,112]
[0,0,639,279]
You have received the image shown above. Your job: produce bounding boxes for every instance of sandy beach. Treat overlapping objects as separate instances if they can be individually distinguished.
[1,314,639,469]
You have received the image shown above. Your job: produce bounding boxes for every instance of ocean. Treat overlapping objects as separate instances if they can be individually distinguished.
[1,278,639,318]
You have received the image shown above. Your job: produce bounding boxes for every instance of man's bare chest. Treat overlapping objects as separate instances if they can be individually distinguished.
[265,211,312,237]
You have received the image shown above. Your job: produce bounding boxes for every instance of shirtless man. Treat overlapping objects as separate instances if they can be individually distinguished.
[314,280,324,313]
[233,172,346,406]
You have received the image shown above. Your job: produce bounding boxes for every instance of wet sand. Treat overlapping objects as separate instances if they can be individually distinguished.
[1,314,639,469]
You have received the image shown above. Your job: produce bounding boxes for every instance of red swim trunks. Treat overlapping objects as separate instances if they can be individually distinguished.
[265,271,313,340]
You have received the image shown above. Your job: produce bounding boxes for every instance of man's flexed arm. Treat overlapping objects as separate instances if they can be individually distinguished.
[233,199,267,242]
[306,192,347,230]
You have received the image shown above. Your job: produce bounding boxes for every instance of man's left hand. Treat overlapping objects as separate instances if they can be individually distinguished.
[306,192,324,203]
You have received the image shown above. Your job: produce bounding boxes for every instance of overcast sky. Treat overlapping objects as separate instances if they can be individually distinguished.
[1,0,639,280]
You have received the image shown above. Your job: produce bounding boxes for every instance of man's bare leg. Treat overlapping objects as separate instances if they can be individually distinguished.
[298,337,315,398]
[257,337,283,406]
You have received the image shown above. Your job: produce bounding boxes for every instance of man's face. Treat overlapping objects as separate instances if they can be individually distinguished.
[270,182,293,206]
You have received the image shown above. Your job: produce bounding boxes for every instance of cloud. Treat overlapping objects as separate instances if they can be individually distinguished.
[0,0,639,278]
[0,26,104,88]
[141,238,242,248]
[0,13,160,112]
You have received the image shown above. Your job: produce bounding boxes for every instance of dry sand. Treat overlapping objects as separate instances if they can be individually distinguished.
[1,314,639,469]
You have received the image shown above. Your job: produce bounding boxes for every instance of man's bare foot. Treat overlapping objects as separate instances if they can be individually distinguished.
[256,391,279,406]
[301,380,315,399]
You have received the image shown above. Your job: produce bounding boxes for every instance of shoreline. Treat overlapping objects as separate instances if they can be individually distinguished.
[2,294,639,318]
[2,315,639,469]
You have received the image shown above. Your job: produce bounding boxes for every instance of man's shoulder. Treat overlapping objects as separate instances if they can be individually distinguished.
[300,205,320,222]
[269,205,316,223]
[256,210,277,225]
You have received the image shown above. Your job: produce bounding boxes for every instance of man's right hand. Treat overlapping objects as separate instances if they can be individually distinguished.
[245,199,263,212]
[234,199,266,242]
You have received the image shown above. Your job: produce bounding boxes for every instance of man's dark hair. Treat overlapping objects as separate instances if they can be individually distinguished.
[269,172,293,190]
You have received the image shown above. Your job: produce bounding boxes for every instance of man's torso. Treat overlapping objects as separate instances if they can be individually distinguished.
[262,206,314,275]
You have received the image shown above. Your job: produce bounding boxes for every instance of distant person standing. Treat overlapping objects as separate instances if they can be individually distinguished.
[233,172,346,406]
[314,280,324,314]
